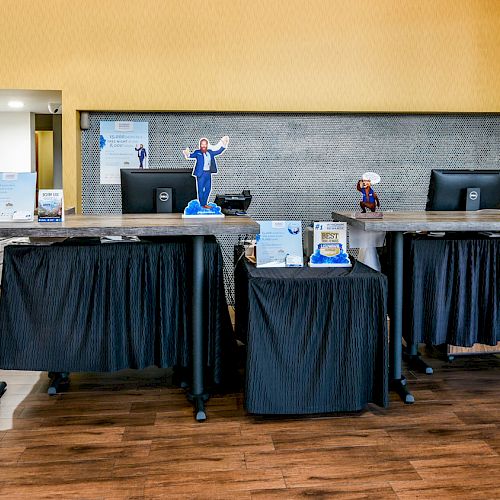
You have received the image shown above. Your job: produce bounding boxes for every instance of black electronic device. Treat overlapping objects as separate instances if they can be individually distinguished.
[120,169,196,214]
[426,169,500,211]
[214,190,252,215]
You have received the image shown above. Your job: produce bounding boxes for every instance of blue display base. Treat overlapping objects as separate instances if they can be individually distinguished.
[182,200,225,218]
[309,247,352,267]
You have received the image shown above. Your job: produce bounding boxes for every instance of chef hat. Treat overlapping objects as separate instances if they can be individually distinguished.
[362,172,381,184]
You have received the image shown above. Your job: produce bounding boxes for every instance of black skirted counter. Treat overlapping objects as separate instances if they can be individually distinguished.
[404,234,500,348]
[234,252,389,414]
[0,237,235,386]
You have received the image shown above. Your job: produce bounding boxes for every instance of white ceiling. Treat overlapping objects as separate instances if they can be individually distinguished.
[0,89,62,113]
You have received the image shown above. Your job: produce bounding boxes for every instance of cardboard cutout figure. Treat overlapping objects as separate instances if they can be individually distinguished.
[182,136,229,217]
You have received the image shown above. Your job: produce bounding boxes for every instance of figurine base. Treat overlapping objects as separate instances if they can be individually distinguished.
[355,212,384,219]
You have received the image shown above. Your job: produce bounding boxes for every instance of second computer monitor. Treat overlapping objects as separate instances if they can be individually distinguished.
[120,169,197,214]
[426,169,500,211]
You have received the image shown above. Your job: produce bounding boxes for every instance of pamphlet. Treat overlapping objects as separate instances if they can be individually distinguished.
[0,172,37,222]
[256,221,304,268]
[309,222,352,267]
[38,189,64,222]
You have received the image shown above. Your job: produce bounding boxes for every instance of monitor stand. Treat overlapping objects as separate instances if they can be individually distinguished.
[155,187,173,213]
[465,187,480,211]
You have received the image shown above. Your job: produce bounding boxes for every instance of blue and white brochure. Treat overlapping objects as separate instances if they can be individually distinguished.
[0,172,37,222]
[256,221,304,268]
[38,189,64,222]
[309,222,352,267]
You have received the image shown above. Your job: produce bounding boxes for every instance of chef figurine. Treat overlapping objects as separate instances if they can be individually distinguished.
[357,172,381,213]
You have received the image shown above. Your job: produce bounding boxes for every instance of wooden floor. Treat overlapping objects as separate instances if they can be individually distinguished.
[0,354,498,499]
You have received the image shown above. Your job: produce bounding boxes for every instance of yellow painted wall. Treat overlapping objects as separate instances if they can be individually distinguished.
[36,131,54,190]
[0,0,499,209]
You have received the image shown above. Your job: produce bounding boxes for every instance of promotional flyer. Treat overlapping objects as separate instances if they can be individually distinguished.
[99,121,149,184]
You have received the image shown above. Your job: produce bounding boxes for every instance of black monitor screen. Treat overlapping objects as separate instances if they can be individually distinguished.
[426,169,500,210]
[120,169,196,213]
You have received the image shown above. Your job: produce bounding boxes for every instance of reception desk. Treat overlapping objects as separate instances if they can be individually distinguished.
[332,210,500,404]
[0,214,259,421]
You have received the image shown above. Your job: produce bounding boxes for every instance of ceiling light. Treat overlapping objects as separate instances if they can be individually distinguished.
[7,100,24,109]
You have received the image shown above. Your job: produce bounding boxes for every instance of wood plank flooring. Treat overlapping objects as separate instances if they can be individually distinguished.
[0,354,498,499]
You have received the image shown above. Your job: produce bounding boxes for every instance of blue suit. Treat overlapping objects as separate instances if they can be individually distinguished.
[135,147,147,168]
[189,146,225,206]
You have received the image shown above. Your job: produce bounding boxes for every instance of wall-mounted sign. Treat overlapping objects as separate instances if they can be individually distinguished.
[99,121,149,184]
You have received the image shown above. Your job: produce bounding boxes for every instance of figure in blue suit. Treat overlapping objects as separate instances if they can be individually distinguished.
[183,136,229,208]
[135,144,147,168]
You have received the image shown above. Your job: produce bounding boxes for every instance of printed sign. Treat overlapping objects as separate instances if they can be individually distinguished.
[256,221,304,267]
[99,121,149,184]
[309,222,351,267]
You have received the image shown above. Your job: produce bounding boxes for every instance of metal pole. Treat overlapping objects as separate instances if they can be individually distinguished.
[191,235,207,420]
[390,231,414,403]
[391,231,403,380]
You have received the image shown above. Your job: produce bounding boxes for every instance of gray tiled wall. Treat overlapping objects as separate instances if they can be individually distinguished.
[81,112,500,301]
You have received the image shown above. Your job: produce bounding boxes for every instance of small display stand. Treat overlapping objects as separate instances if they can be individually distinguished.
[309,222,352,268]
[256,221,304,268]
[0,172,37,222]
[38,189,64,222]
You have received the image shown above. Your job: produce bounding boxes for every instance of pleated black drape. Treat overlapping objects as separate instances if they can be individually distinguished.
[0,237,235,386]
[235,252,388,414]
[404,234,500,347]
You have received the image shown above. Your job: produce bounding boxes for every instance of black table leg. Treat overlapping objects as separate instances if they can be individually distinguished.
[48,372,70,395]
[187,235,209,421]
[390,231,415,404]
[0,381,6,398]
[404,343,434,374]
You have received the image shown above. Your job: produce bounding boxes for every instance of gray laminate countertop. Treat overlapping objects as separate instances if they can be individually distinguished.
[0,214,260,238]
[332,210,500,232]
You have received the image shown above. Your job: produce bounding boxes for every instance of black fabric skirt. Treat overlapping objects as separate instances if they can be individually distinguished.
[235,253,388,414]
[404,234,500,347]
[0,237,235,386]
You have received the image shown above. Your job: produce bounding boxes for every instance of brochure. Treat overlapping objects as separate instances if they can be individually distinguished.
[309,222,352,267]
[38,189,64,222]
[0,172,37,222]
[256,221,304,268]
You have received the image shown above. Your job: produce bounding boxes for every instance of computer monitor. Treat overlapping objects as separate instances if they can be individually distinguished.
[120,169,197,214]
[426,169,500,211]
